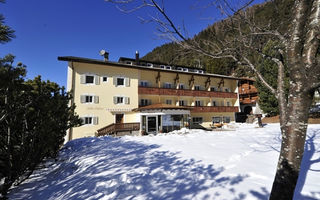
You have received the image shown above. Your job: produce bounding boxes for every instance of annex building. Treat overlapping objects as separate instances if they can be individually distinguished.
[58,51,240,141]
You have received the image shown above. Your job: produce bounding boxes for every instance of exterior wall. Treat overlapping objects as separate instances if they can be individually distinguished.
[71,62,139,139]
[67,59,240,139]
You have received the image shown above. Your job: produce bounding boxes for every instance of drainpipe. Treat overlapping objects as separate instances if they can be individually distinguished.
[68,61,76,141]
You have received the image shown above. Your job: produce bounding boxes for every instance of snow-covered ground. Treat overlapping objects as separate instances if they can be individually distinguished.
[8,123,320,200]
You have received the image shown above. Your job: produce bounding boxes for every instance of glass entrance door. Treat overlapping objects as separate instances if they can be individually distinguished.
[147,116,157,133]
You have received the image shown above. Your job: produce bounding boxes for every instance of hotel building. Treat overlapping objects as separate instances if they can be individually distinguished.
[58,51,240,140]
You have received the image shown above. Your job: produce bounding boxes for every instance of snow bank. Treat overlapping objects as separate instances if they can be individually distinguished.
[8,124,320,200]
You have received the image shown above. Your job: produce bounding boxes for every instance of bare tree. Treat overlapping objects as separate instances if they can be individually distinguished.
[105,0,320,199]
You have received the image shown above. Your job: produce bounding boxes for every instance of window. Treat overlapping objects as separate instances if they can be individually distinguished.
[80,95,99,104]
[165,99,172,105]
[160,65,165,69]
[117,97,124,104]
[113,77,130,87]
[140,81,149,87]
[194,85,201,90]
[165,66,172,70]
[192,117,203,124]
[84,117,92,124]
[225,88,230,92]
[226,101,231,106]
[179,100,186,106]
[102,76,108,82]
[86,96,93,103]
[117,77,124,86]
[125,61,133,65]
[85,75,94,84]
[183,68,188,72]
[223,116,231,123]
[147,63,153,67]
[164,82,172,89]
[210,87,216,92]
[140,99,151,106]
[113,96,130,104]
[81,74,100,85]
[179,84,185,89]
[82,116,98,125]
[177,67,183,71]
[195,100,202,107]
[212,101,217,106]
[213,117,221,123]
[221,101,224,106]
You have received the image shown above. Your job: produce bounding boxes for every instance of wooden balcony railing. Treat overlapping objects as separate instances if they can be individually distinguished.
[97,122,140,137]
[138,87,238,98]
[188,106,239,113]
[239,88,258,95]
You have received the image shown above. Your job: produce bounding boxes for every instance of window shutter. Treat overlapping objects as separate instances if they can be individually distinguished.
[93,117,98,125]
[94,96,99,104]
[125,78,130,87]
[80,95,85,103]
[80,117,85,125]
[80,75,85,84]
[125,97,130,104]
[113,77,117,86]
[113,96,117,104]
[95,75,100,85]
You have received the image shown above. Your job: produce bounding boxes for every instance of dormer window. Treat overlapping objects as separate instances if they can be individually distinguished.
[183,68,188,72]
[177,67,183,71]
[147,63,153,67]
[165,66,172,70]
[198,70,204,74]
[164,82,172,89]
[160,65,165,69]
[194,85,201,90]
[125,61,133,65]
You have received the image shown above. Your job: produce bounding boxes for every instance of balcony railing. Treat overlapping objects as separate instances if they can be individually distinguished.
[97,122,140,136]
[188,106,239,113]
[138,87,238,98]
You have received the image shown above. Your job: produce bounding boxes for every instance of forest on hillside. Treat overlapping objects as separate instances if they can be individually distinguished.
[142,0,294,77]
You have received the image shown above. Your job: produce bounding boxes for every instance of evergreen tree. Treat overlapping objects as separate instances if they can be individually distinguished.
[255,40,286,116]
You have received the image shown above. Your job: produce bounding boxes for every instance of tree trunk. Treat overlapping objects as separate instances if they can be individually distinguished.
[270,89,314,199]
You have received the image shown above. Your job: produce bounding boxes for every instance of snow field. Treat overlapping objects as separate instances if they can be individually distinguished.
[8,123,320,200]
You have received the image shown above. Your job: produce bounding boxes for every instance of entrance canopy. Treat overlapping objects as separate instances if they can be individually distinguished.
[133,103,191,115]
[133,104,191,134]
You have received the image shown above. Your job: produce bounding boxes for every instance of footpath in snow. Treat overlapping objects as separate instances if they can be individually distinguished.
[8,123,320,200]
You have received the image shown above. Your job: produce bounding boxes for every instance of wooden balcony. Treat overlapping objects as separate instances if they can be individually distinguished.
[188,106,239,113]
[138,87,238,98]
[97,122,140,137]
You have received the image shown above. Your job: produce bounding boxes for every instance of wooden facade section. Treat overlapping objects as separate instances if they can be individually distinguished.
[238,78,259,104]
[138,87,238,98]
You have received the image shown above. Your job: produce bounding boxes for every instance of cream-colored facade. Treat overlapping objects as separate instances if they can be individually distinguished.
[60,56,240,140]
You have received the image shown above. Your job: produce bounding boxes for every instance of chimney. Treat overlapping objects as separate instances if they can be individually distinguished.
[135,51,139,64]
[99,50,109,61]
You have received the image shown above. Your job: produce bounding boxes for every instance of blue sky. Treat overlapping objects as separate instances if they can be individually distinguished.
[0,0,261,87]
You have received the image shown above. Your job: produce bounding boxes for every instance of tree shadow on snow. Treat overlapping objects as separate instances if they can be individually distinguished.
[249,128,320,200]
[8,137,248,200]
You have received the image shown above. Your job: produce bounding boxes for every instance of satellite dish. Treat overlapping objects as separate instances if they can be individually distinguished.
[99,49,106,56]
